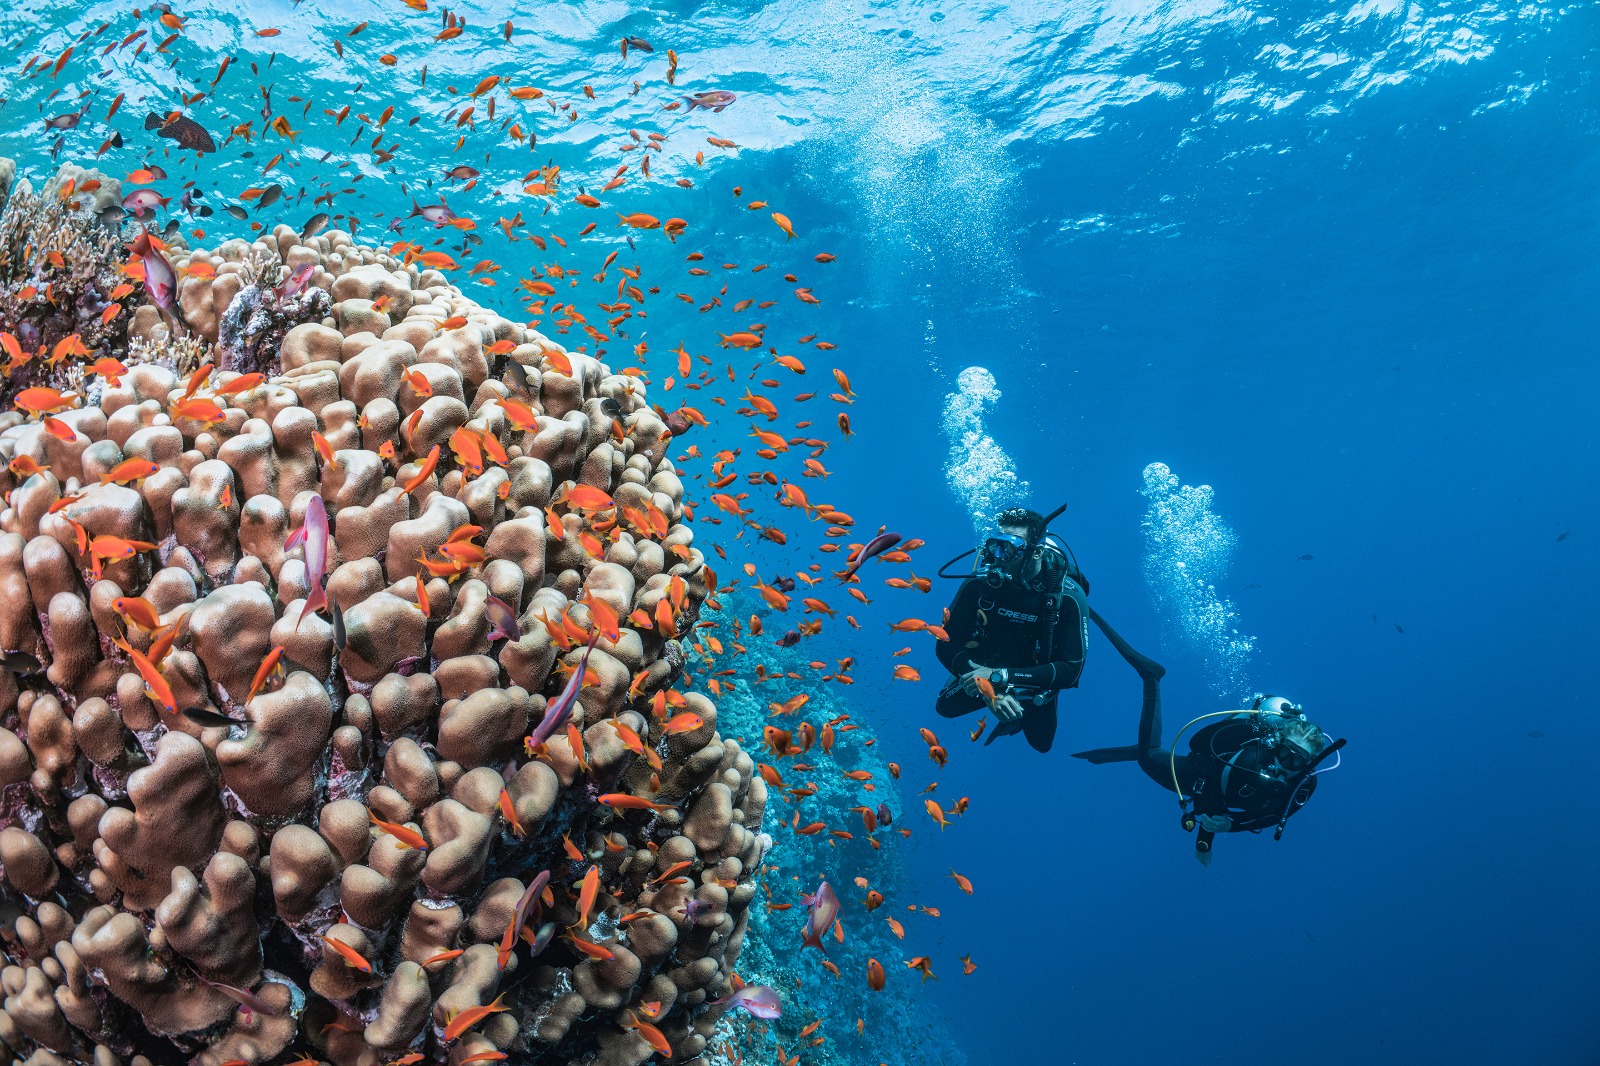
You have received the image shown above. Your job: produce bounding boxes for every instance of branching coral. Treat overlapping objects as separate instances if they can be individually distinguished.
[0,161,766,1066]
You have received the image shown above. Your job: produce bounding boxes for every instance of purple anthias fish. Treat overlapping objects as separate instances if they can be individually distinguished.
[122,188,171,217]
[200,978,283,1023]
[799,879,840,954]
[408,198,456,227]
[287,494,330,631]
[526,633,600,750]
[776,630,801,648]
[684,90,737,113]
[877,802,893,826]
[512,869,551,934]
[838,531,900,581]
[770,575,796,593]
[681,897,710,923]
[710,984,781,1019]
[484,593,521,642]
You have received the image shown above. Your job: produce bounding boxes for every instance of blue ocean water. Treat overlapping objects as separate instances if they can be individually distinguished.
[2,0,1597,1063]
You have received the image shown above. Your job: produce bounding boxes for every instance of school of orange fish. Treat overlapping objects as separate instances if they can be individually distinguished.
[7,6,983,1064]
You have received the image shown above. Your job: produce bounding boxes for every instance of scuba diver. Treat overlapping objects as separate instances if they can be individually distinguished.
[1073,612,1345,861]
[935,504,1153,752]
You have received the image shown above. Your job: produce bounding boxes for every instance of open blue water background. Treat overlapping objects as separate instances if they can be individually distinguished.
[2,0,1596,1063]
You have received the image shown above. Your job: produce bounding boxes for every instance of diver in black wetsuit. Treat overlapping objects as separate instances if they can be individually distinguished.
[934,507,1100,752]
[1074,616,1345,862]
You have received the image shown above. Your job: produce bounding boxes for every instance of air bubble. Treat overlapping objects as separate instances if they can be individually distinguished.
[942,367,1031,540]
[1139,462,1255,698]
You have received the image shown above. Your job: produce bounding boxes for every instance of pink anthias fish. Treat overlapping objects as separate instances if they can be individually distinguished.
[525,633,599,750]
[799,879,840,954]
[131,232,178,313]
[710,983,781,1019]
[277,262,315,299]
[121,188,170,217]
[285,493,329,630]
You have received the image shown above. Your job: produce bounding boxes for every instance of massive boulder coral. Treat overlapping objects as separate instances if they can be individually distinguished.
[0,167,768,1066]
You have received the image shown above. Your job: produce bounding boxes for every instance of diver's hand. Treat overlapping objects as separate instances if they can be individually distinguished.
[1197,814,1233,833]
[992,694,1024,722]
[959,666,996,696]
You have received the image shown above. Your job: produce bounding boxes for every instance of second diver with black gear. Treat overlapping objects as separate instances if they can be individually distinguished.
[934,505,1095,752]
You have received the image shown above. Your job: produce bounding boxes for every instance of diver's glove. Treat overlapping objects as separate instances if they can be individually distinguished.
[959,666,1008,697]
[1197,814,1233,833]
[991,693,1024,722]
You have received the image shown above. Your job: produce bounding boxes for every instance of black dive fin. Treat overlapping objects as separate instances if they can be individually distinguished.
[1071,745,1140,764]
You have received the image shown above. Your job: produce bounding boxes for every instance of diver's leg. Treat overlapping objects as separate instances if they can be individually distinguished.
[1132,658,1172,788]
[1074,609,1166,768]
[1087,607,1165,681]
[1020,698,1058,753]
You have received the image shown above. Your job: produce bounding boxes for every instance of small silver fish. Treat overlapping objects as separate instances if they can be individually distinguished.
[684,90,736,113]
[408,198,456,227]
[45,108,85,131]
[300,212,330,239]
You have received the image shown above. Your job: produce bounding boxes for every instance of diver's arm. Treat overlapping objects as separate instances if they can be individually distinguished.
[1003,659,1076,692]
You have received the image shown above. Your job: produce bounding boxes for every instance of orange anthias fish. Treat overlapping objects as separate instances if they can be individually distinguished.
[442,993,510,1041]
[573,864,601,928]
[99,457,160,486]
[320,934,373,973]
[597,792,676,813]
[245,645,285,703]
[563,484,615,511]
[498,787,525,837]
[14,387,78,416]
[403,445,440,494]
[369,809,428,851]
[113,596,162,633]
[89,536,156,570]
[125,643,176,714]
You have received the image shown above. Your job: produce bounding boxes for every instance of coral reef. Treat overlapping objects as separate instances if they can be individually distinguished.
[0,164,132,412]
[0,161,768,1066]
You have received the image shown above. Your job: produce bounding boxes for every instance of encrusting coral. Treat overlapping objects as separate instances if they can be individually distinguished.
[0,160,771,1066]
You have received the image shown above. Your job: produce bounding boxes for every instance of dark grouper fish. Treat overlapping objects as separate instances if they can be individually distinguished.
[144,111,216,153]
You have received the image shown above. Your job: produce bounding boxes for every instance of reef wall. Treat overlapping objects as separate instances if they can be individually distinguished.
[0,162,769,1066]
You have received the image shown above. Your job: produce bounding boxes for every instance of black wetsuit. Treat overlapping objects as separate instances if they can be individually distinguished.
[934,569,1089,752]
[1075,609,1317,845]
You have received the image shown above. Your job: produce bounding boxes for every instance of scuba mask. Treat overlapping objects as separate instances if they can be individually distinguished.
[1247,695,1330,780]
[977,532,1030,582]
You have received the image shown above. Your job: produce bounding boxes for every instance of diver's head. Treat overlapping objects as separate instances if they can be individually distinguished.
[1251,695,1330,776]
[980,508,1046,586]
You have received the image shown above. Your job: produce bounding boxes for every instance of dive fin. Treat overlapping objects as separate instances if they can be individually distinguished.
[1071,745,1140,764]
